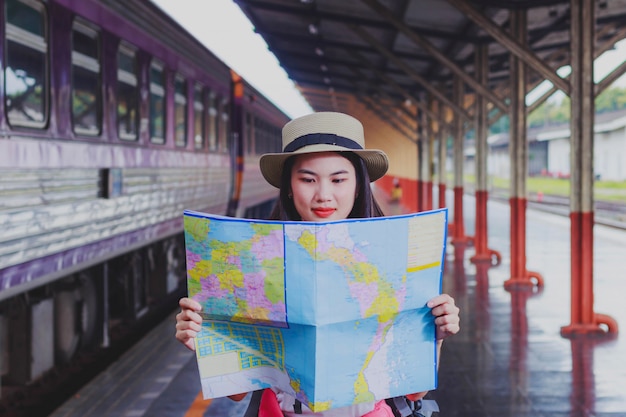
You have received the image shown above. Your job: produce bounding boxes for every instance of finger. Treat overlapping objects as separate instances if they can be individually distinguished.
[436,322,460,338]
[176,317,202,333]
[179,297,202,311]
[176,308,200,322]
[431,301,460,319]
[427,293,455,308]
[176,328,199,343]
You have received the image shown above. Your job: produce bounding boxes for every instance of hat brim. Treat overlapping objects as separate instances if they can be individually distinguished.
[260,144,389,188]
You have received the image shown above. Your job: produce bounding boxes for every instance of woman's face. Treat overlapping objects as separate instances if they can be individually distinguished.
[290,152,357,222]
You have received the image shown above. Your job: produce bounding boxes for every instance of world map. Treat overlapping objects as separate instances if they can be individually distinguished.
[184,209,447,412]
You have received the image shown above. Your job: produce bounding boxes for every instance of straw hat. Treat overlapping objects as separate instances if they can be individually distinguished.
[259,112,389,188]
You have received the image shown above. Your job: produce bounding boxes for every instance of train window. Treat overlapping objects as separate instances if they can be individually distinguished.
[193,83,204,150]
[254,117,264,154]
[4,0,48,129]
[207,91,217,151]
[71,20,101,136]
[246,112,254,155]
[149,60,165,144]
[117,43,138,141]
[214,94,222,151]
[219,97,229,152]
[174,74,187,147]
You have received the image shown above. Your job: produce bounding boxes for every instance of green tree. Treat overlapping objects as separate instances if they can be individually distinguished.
[596,86,626,113]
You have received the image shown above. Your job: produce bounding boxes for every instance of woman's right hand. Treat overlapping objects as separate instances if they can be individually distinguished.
[175,297,203,351]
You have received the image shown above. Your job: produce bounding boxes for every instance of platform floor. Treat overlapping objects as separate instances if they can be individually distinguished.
[50,195,626,417]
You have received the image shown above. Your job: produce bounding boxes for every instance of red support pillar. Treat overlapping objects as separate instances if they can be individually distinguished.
[470,190,500,264]
[470,44,500,266]
[424,179,433,211]
[438,126,448,210]
[561,212,618,335]
[416,179,424,212]
[561,0,617,336]
[450,77,472,246]
[505,197,543,289]
[438,183,446,209]
[416,106,425,213]
[452,186,470,244]
[503,10,543,290]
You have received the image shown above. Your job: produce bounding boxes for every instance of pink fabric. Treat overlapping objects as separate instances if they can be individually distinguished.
[259,389,284,417]
[362,400,395,417]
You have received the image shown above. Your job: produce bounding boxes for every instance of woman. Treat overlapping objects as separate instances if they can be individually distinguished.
[176,112,460,416]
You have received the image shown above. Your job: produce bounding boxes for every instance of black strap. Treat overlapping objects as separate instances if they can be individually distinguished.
[293,398,302,414]
[243,390,264,417]
[283,133,363,152]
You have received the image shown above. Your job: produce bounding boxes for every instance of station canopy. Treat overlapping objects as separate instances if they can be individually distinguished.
[235,0,626,142]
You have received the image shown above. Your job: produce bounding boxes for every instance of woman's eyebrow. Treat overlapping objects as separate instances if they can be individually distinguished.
[295,168,349,176]
[295,168,317,175]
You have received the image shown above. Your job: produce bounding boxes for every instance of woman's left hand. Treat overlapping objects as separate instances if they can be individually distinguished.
[427,293,460,340]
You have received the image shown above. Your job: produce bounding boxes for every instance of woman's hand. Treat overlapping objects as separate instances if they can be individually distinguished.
[175,297,203,351]
[427,293,460,340]
[405,294,460,401]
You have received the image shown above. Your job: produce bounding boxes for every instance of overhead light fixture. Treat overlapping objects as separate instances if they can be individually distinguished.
[315,47,324,56]
[300,0,314,3]
[323,77,331,84]
[308,23,318,35]
[320,64,328,72]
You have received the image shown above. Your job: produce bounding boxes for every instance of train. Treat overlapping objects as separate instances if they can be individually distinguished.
[0,0,289,404]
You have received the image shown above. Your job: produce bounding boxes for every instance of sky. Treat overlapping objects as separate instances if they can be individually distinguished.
[150,0,313,119]
[151,1,626,116]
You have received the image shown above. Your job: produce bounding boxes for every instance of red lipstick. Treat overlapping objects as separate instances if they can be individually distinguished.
[312,208,336,218]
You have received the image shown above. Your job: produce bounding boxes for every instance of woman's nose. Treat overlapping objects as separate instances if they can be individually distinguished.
[315,181,332,201]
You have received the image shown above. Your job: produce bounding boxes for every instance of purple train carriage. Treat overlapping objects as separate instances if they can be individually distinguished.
[0,0,288,398]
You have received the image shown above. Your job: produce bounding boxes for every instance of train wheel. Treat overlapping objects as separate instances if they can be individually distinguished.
[54,285,81,364]
[166,238,186,293]
[78,271,102,350]
[54,271,103,363]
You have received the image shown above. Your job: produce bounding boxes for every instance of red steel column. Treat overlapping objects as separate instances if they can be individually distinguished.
[420,97,431,212]
[424,95,433,211]
[504,10,543,290]
[438,125,447,209]
[451,77,471,245]
[470,43,501,266]
[561,0,617,336]
[416,107,424,212]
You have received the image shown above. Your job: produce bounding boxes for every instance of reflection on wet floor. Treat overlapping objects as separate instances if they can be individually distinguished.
[431,198,626,417]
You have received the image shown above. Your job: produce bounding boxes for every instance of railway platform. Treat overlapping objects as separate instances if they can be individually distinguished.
[49,194,626,417]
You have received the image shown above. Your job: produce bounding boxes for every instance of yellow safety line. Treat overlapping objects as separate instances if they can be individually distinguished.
[184,391,212,417]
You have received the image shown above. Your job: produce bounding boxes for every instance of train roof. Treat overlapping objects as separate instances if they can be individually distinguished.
[99,0,288,119]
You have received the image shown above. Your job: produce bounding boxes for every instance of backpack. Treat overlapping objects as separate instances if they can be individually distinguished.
[243,389,439,417]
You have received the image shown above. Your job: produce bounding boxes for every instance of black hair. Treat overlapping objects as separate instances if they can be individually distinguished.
[267,152,385,221]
